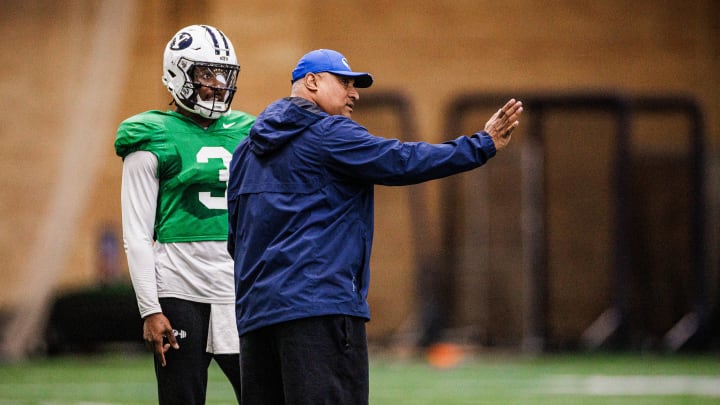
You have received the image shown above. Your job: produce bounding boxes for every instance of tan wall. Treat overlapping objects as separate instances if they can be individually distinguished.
[1,0,717,346]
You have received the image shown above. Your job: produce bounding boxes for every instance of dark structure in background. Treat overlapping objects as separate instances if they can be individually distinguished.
[45,284,142,354]
[435,92,711,352]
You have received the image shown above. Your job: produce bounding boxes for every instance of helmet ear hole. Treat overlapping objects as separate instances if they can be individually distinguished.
[163,70,175,88]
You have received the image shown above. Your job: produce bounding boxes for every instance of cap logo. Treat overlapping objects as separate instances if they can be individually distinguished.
[169,32,193,50]
[341,57,351,70]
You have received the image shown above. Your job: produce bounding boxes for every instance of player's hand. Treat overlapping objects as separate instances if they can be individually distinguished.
[142,312,179,367]
[484,98,523,151]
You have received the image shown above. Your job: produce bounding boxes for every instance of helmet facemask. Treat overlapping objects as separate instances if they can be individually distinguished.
[176,60,239,119]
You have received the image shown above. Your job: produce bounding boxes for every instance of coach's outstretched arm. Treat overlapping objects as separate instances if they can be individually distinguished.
[484,98,523,150]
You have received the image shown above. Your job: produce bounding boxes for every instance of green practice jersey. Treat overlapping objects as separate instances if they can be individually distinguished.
[115,110,255,243]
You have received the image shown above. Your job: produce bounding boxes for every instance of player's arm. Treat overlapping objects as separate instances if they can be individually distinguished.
[121,151,161,316]
[121,151,178,365]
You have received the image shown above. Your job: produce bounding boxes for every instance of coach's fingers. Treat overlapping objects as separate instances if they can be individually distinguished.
[485,99,522,130]
[500,99,523,121]
[507,101,523,121]
[499,98,517,115]
[497,98,520,119]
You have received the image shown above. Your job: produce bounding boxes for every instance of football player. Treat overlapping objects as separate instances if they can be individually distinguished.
[115,24,254,404]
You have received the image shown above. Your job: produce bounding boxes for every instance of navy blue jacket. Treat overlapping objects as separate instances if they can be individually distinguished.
[227,97,497,335]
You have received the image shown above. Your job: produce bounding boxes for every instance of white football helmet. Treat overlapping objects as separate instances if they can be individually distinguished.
[162,25,239,119]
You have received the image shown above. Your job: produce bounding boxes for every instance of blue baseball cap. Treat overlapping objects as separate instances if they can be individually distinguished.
[291,49,373,88]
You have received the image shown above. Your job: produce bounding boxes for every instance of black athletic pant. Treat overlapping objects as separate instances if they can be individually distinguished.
[240,315,369,405]
[155,298,241,405]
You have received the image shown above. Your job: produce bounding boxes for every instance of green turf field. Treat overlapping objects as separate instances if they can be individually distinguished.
[0,351,718,404]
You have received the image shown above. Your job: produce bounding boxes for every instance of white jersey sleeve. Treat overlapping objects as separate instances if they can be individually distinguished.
[121,151,162,318]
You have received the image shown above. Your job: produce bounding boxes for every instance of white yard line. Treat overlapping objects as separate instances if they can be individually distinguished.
[543,375,720,397]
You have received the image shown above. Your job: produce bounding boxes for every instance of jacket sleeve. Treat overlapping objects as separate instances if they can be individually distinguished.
[321,117,497,186]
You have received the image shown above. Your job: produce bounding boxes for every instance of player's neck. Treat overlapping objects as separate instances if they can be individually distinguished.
[175,107,215,129]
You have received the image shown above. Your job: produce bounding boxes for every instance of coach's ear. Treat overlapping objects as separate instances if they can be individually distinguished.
[303,73,321,91]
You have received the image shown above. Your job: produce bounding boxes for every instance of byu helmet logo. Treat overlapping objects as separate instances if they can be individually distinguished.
[170,32,193,50]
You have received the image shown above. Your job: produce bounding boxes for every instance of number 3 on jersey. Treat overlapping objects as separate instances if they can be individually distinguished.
[196,146,232,210]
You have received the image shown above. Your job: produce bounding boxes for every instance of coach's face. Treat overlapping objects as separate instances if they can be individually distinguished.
[307,72,359,118]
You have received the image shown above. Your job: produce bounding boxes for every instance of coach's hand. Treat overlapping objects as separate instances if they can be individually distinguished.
[143,312,179,367]
[484,98,523,151]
